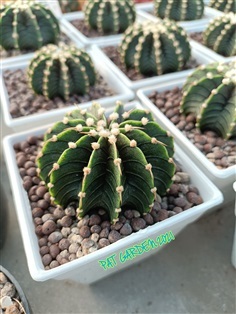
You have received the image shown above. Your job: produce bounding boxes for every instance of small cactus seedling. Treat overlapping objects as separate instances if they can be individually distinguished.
[180,62,236,139]
[154,0,204,21]
[119,20,191,76]
[28,43,96,100]
[36,102,175,223]
[209,0,235,14]
[83,0,136,35]
[203,13,236,57]
[0,0,60,51]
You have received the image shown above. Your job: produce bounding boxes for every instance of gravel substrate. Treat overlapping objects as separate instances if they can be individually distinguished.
[189,32,204,45]
[0,33,72,59]
[0,271,25,314]
[14,135,203,270]
[148,87,236,169]
[71,19,115,38]
[102,46,199,81]
[3,69,115,119]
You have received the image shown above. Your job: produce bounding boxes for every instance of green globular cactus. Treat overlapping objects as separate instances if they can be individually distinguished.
[119,20,191,76]
[180,62,236,139]
[154,0,204,21]
[36,102,175,223]
[0,0,60,51]
[27,43,96,100]
[203,13,236,57]
[209,0,236,14]
[83,0,136,35]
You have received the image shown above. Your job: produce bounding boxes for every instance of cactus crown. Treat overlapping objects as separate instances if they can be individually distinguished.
[119,20,191,76]
[83,0,136,35]
[154,0,204,21]
[209,0,236,14]
[203,13,236,57]
[0,0,60,51]
[180,62,236,139]
[36,102,175,223]
[28,43,96,101]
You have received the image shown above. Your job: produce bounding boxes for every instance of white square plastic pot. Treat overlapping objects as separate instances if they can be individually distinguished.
[3,100,223,284]
[137,2,223,29]
[60,10,153,47]
[90,39,213,91]
[0,50,134,133]
[137,80,236,203]
[232,182,236,269]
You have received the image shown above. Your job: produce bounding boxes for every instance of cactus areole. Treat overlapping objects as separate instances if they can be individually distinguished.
[28,43,97,100]
[36,102,175,223]
[180,62,236,139]
[83,0,136,34]
[120,20,191,76]
[154,0,204,21]
[0,0,60,51]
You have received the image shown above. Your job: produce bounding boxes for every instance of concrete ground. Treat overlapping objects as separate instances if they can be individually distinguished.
[0,154,235,314]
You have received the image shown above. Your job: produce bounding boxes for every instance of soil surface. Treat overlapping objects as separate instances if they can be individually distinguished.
[0,271,25,314]
[189,32,204,45]
[3,69,115,119]
[148,87,236,169]
[0,33,72,59]
[102,46,199,81]
[71,19,119,38]
[14,135,203,270]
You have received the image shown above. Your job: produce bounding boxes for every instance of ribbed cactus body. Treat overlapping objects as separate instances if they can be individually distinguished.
[36,102,175,223]
[181,62,236,139]
[28,43,96,100]
[203,13,236,57]
[83,0,136,34]
[209,0,235,13]
[0,0,60,51]
[120,20,191,76]
[154,0,204,21]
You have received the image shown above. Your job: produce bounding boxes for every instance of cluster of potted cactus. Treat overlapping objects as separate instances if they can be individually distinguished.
[1,0,234,287]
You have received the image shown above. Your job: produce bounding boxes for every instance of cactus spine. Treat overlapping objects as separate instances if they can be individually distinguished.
[83,0,136,35]
[27,43,96,101]
[209,0,236,14]
[203,13,236,57]
[0,0,60,51]
[119,20,191,76]
[180,62,236,139]
[36,102,175,223]
[154,0,204,21]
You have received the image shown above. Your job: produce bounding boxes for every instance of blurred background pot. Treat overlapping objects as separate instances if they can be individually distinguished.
[0,265,31,314]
